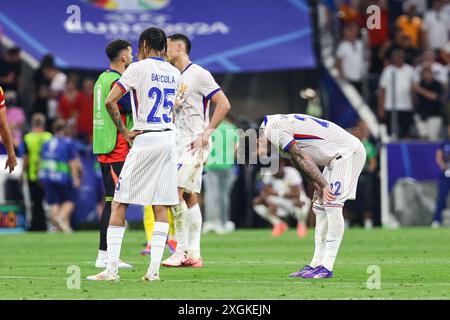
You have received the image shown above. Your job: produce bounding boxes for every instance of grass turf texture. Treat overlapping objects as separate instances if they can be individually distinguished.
[0,228,449,299]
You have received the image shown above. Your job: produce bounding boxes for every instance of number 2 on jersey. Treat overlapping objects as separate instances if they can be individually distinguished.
[147,87,175,123]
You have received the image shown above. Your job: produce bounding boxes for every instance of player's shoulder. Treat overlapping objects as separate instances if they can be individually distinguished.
[190,63,213,77]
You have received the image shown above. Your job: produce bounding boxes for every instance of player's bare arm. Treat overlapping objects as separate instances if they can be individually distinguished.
[289,144,335,203]
[105,85,142,145]
[0,107,17,173]
[189,90,231,152]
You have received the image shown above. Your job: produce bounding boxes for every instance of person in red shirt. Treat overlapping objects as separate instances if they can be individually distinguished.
[57,75,79,121]
[75,78,94,140]
[0,86,17,173]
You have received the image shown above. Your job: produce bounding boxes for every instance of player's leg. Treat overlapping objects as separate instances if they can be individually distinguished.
[59,200,74,233]
[292,196,311,238]
[253,196,287,236]
[142,205,169,281]
[184,192,203,267]
[95,163,132,268]
[289,202,327,277]
[432,172,450,226]
[167,208,178,253]
[87,200,128,281]
[142,205,155,255]
[162,187,190,267]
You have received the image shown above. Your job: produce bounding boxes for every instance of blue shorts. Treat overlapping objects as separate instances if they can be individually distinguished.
[43,183,75,205]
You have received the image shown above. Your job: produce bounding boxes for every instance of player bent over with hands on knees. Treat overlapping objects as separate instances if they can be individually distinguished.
[240,114,366,279]
[87,27,185,282]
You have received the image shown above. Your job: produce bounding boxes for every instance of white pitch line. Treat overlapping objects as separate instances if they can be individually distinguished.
[0,275,450,288]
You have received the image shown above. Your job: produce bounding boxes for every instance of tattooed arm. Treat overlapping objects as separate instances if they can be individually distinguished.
[289,144,335,203]
[105,85,142,145]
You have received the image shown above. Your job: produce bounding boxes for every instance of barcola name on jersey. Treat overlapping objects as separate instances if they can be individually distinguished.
[152,73,175,84]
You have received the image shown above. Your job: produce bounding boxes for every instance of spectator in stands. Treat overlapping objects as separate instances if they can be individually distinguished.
[203,116,239,235]
[413,49,448,89]
[0,47,21,93]
[432,124,450,227]
[32,54,54,117]
[4,90,25,148]
[365,0,389,75]
[422,0,450,51]
[414,65,445,141]
[347,120,378,229]
[404,0,428,17]
[336,23,366,93]
[20,114,52,231]
[75,78,94,141]
[58,75,79,122]
[380,27,419,67]
[42,64,67,130]
[395,2,423,49]
[378,49,415,139]
[38,119,80,233]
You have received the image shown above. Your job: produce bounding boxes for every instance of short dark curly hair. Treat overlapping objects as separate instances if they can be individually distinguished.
[139,27,167,55]
[105,39,132,62]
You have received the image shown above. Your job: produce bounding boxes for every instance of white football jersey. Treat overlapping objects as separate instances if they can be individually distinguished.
[262,166,305,197]
[262,114,362,167]
[116,57,180,131]
[174,63,221,140]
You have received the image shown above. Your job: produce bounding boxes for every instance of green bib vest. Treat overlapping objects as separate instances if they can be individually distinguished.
[93,70,133,155]
[23,131,52,182]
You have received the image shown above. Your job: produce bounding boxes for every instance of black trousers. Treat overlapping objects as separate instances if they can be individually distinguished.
[28,181,47,231]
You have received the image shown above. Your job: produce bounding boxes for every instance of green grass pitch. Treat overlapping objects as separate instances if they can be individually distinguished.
[0,228,449,299]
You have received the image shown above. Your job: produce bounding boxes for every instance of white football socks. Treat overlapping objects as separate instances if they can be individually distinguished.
[148,222,169,276]
[322,206,345,271]
[188,204,202,259]
[310,204,328,268]
[172,201,190,254]
[106,226,125,275]
[98,250,107,261]
[253,204,282,225]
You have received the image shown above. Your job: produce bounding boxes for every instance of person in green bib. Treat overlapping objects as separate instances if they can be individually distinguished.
[19,113,52,231]
[92,40,134,269]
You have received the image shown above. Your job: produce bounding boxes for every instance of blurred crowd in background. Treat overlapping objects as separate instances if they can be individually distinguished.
[0,0,449,234]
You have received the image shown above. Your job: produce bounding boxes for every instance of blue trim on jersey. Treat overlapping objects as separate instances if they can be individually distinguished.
[206,88,221,100]
[283,139,296,152]
[148,57,165,62]
[263,116,268,126]
[181,62,194,75]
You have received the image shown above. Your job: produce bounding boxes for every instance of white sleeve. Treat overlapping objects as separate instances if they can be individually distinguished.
[379,68,389,89]
[264,122,295,152]
[422,13,431,31]
[336,42,347,59]
[51,73,67,92]
[198,69,221,100]
[413,66,421,84]
[117,63,141,93]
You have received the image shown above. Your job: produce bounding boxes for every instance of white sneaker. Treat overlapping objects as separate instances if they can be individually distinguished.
[162,252,188,267]
[142,273,160,281]
[216,221,236,235]
[86,270,119,281]
[431,221,441,228]
[202,222,219,234]
[95,258,133,269]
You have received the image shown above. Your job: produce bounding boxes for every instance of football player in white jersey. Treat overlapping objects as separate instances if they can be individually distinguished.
[87,27,182,282]
[253,158,311,238]
[240,114,366,279]
[162,34,231,268]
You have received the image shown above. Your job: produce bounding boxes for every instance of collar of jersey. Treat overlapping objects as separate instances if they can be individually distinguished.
[181,62,194,74]
[147,57,165,62]
[107,68,122,76]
